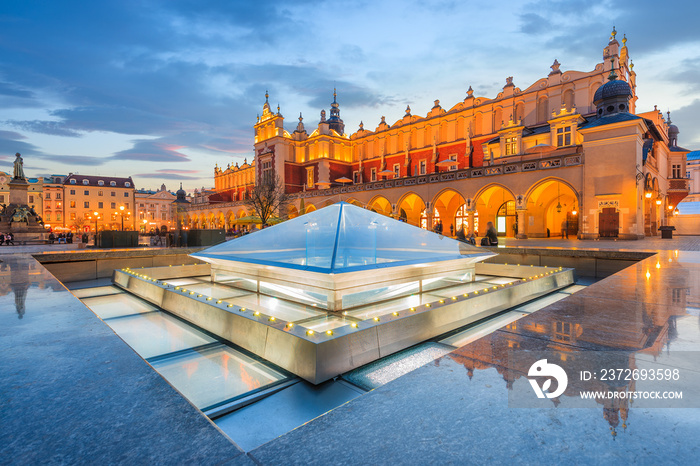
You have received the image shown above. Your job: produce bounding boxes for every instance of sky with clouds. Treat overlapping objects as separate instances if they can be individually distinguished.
[1,0,699,192]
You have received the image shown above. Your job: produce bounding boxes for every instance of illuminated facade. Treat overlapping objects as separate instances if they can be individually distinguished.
[213,159,255,201]
[63,174,136,232]
[135,184,176,233]
[187,29,691,239]
[42,175,66,230]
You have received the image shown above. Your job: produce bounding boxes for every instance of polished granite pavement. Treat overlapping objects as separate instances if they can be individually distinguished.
[2,245,699,464]
[249,249,700,464]
[0,254,250,465]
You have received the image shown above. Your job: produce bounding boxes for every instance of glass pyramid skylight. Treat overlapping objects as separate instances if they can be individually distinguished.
[193,202,489,274]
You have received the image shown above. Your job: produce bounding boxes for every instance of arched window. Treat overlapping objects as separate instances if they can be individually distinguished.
[563,89,575,111]
[110,181,116,186]
[82,179,89,185]
[98,180,104,186]
[514,102,525,123]
[454,204,479,233]
[455,204,468,231]
[493,108,502,131]
[537,97,548,123]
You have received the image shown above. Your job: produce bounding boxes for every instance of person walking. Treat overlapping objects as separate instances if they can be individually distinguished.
[561,219,568,239]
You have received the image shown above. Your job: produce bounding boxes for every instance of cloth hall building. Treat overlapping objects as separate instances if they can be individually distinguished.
[186,29,690,240]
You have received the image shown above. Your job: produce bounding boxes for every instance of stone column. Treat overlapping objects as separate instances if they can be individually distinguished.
[515,209,528,239]
[467,210,476,235]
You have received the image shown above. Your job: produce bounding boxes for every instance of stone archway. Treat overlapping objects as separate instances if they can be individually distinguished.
[368,195,392,217]
[396,192,427,228]
[432,188,466,237]
[473,184,516,237]
[525,178,579,238]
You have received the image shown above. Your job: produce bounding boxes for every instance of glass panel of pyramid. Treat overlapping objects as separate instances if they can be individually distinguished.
[192,202,490,274]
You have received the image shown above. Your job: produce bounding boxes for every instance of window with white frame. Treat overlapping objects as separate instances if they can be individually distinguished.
[370,168,377,182]
[449,154,457,171]
[262,160,273,184]
[353,171,360,184]
[505,136,517,155]
[419,160,427,175]
[393,163,400,177]
[556,126,572,147]
[672,164,681,178]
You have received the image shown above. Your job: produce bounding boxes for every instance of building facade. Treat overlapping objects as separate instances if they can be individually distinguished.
[42,175,66,230]
[185,29,691,239]
[63,174,136,232]
[135,184,177,233]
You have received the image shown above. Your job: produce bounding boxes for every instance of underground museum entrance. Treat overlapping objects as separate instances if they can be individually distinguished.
[63,202,584,451]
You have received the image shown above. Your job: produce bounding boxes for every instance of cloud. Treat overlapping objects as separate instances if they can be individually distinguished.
[0,130,26,140]
[664,57,700,94]
[5,120,82,137]
[519,13,550,35]
[32,154,108,166]
[112,139,191,162]
[0,81,34,99]
[154,168,200,174]
[133,172,202,181]
[0,134,43,157]
[672,98,700,148]
[518,0,700,56]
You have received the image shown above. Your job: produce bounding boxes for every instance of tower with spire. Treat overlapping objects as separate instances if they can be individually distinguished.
[254,90,285,144]
[326,88,345,135]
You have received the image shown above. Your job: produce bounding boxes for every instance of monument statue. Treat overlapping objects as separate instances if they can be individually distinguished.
[13,153,25,180]
[11,207,30,224]
[1,152,47,242]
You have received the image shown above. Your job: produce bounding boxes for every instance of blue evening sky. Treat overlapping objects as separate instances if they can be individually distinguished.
[1,0,698,191]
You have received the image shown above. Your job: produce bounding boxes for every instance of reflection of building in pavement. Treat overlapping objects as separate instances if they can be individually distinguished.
[442,255,695,435]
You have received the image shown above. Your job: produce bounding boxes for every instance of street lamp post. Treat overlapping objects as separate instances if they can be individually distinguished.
[93,211,99,233]
[119,205,125,231]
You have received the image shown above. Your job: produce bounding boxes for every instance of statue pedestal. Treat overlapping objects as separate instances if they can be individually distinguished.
[9,179,29,205]
[2,178,47,243]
